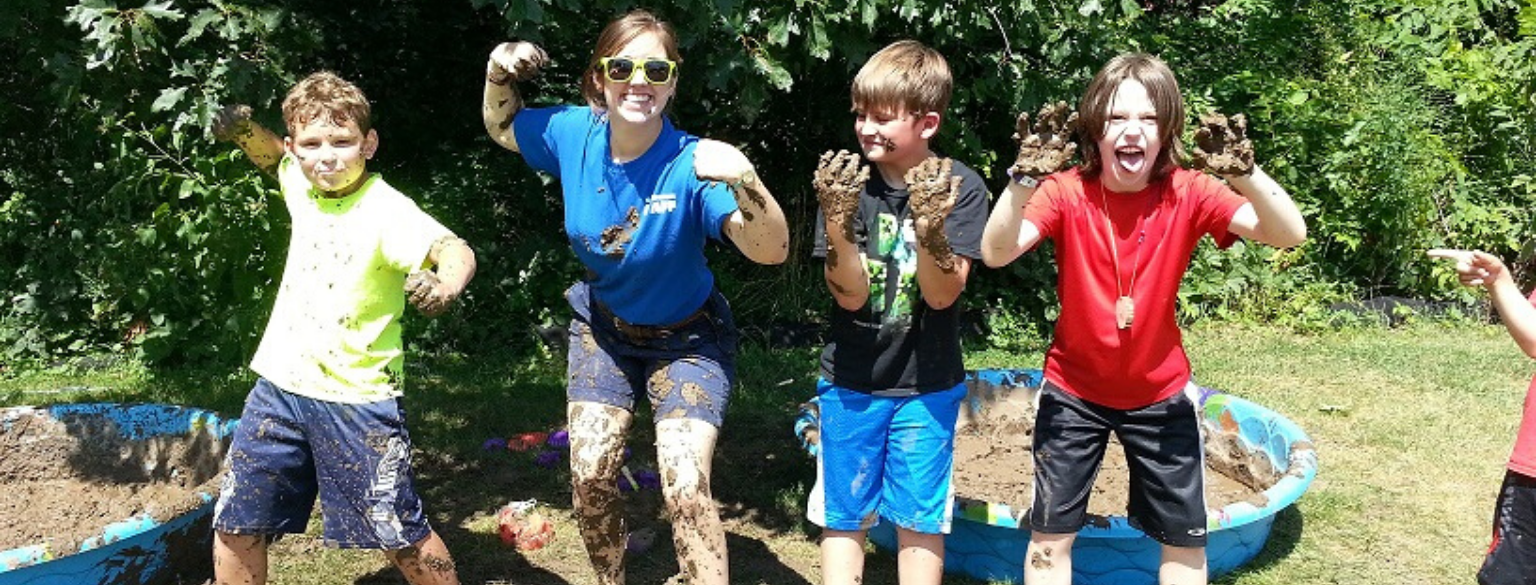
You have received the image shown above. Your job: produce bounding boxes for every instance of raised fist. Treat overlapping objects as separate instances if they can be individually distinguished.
[1191,112,1255,176]
[488,41,550,84]
[1008,101,1078,179]
[405,270,452,317]
[212,104,254,143]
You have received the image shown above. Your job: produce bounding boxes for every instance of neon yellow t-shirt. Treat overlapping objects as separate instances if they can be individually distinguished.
[249,155,452,403]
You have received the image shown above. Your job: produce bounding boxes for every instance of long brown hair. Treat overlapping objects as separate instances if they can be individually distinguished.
[581,10,682,109]
[1078,53,1185,181]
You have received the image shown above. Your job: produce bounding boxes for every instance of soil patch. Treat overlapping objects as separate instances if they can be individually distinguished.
[0,409,227,553]
[952,393,1279,521]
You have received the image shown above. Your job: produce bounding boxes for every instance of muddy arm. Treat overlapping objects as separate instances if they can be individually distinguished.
[697,139,788,265]
[212,105,283,177]
[482,41,548,153]
[721,180,789,265]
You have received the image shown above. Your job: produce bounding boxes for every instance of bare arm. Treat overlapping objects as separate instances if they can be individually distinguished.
[1224,165,1307,248]
[406,236,478,317]
[212,105,283,177]
[1429,249,1536,358]
[695,139,789,265]
[981,180,1045,268]
[482,41,548,153]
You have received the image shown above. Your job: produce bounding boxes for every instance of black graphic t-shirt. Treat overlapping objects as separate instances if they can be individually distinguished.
[812,159,990,395]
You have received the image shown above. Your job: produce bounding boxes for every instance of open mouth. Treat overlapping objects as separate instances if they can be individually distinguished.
[621,92,654,108]
[1115,146,1146,173]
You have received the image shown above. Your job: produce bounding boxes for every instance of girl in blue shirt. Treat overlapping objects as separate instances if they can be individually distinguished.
[481,10,788,585]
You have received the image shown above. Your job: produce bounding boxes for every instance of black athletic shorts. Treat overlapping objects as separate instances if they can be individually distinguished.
[1028,380,1208,547]
[1479,470,1536,585]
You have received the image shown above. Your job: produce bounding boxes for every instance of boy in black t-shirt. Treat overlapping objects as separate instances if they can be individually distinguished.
[806,40,990,585]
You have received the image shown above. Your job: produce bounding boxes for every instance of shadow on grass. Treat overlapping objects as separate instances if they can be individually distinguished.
[333,341,825,583]
[1213,504,1306,583]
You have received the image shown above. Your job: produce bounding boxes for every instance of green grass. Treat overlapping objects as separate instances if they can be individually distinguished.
[1,322,1529,584]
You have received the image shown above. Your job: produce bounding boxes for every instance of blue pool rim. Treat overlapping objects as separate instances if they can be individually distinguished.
[0,403,239,578]
[795,368,1318,584]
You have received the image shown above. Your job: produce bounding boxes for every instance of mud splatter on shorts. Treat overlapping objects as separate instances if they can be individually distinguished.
[564,281,737,427]
[213,378,431,549]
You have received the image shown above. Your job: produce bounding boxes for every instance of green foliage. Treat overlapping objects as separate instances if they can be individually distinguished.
[3,0,1533,366]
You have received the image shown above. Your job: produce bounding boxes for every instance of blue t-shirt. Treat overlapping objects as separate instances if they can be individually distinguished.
[514,106,739,325]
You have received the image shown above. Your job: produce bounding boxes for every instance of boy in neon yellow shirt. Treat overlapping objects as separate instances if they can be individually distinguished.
[209,71,475,585]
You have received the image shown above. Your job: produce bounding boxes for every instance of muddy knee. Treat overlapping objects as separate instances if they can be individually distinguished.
[662,481,715,522]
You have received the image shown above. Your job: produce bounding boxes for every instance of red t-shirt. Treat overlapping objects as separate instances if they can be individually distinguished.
[1513,290,1536,477]
[1023,168,1246,409]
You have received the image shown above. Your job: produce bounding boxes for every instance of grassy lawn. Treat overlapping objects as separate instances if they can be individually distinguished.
[1,321,1529,584]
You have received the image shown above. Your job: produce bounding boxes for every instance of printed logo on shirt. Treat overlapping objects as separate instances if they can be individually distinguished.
[865,212,918,322]
[643,193,678,216]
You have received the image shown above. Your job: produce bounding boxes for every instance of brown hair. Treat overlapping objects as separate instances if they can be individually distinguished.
[281,71,371,135]
[582,10,682,109]
[851,40,952,116]
[1078,53,1185,180]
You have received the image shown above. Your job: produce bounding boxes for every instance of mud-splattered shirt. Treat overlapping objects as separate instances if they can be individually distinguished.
[513,106,739,326]
[811,159,989,395]
[1023,167,1245,410]
[250,155,451,404]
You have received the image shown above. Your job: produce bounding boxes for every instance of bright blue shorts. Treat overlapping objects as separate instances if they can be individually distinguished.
[212,378,432,549]
[806,378,966,534]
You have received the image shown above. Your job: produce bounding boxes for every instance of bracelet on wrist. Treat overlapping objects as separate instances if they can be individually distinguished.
[1008,168,1041,189]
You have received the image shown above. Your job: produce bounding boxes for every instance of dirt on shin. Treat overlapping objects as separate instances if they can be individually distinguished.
[0,410,227,553]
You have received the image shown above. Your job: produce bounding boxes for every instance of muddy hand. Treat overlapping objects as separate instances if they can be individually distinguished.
[212,104,254,142]
[813,150,868,235]
[1192,112,1255,176]
[488,41,549,83]
[405,270,451,317]
[1008,101,1078,178]
[906,157,960,271]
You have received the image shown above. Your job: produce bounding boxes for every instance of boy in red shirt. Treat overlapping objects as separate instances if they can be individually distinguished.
[1429,248,1536,585]
[980,53,1307,585]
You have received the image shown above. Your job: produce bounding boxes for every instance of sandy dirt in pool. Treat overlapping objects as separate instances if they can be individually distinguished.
[951,392,1279,522]
[0,409,226,553]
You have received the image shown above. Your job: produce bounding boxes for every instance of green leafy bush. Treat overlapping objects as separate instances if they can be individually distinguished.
[4,0,1533,366]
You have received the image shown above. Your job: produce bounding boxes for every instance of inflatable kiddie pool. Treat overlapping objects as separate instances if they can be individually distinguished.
[0,403,238,585]
[795,368,1317,584]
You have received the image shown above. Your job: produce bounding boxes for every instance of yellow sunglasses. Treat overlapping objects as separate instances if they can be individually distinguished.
[597,57,678,85]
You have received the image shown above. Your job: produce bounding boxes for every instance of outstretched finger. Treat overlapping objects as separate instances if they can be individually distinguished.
[1426,248,1472,262]
[1013,111,1030,142]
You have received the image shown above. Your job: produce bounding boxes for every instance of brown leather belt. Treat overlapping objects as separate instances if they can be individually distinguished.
[593,299,711,341]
